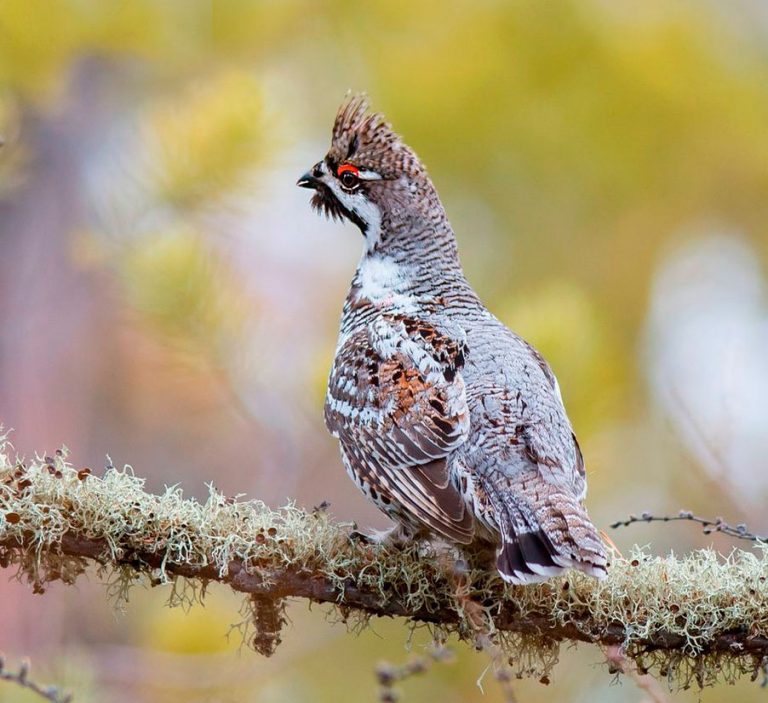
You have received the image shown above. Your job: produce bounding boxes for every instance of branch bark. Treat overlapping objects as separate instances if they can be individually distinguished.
[1,444,767,688]
[0,529,766,662]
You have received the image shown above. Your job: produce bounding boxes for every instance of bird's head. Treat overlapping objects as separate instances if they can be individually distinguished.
[298,94,436,252]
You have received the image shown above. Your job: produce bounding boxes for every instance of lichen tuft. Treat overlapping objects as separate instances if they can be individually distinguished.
[1,439,767,688]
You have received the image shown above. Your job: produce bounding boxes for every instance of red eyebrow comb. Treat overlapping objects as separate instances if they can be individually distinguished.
[337,163,359,176]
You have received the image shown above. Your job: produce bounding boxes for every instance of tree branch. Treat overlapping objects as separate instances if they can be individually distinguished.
[1,442,768,689]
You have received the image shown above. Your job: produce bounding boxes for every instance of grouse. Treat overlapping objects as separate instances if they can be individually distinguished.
[298,95,607,584]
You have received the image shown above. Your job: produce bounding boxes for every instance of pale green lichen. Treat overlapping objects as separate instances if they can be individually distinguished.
[1,438,767,688]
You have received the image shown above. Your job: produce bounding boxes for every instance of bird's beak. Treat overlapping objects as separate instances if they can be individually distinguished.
[297,171,320,189]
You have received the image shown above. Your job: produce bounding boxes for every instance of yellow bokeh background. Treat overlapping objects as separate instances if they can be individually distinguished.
[1,2,767,701]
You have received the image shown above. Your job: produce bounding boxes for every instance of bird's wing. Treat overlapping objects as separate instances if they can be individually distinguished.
[325,314,473,543]
[485,340,603,581]
[511,338,588,497]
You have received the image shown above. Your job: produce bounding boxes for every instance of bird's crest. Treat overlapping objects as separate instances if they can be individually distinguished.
[328,93,422,179]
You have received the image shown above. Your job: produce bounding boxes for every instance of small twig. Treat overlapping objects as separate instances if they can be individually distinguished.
[0,655,72,703]
[610,510,767,544]
[375,645,455,702]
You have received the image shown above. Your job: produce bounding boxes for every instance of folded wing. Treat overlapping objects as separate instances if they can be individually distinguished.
[325,314,473,543]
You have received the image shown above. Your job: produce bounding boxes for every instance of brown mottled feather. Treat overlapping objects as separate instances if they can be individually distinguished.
[325,316,473,543]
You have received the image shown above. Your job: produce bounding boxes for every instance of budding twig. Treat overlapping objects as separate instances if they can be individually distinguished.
[375,645,455,702]
[610,510,767,543]
[0,655,72,703]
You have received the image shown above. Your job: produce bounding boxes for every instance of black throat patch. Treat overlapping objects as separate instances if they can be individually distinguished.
[310,184,368,235]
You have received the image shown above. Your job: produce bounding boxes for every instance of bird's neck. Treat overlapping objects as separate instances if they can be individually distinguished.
[369,195,462,271]
[350,209,471,310]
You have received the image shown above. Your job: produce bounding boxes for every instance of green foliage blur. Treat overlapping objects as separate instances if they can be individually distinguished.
[1,1,767,701]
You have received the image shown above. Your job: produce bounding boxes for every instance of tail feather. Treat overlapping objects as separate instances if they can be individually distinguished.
[496,537,537,583]
[497,528,565,584]
[494,494,608,585]
[559,503,609,577]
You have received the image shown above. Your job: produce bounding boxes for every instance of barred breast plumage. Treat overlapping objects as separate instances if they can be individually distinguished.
[298,95,608,584]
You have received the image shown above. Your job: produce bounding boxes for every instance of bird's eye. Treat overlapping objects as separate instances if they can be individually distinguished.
[341,170,358,188]
[337,163,360,189]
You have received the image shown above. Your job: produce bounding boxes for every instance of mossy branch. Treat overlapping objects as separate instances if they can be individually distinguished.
[1,442,768,689]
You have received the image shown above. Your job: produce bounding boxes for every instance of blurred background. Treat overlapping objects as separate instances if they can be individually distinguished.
[1,1,767,701]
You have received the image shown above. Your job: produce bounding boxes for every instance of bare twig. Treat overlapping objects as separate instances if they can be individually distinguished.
[0,655,72,703]
[610,510,767,543]
[375,645,454,702]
